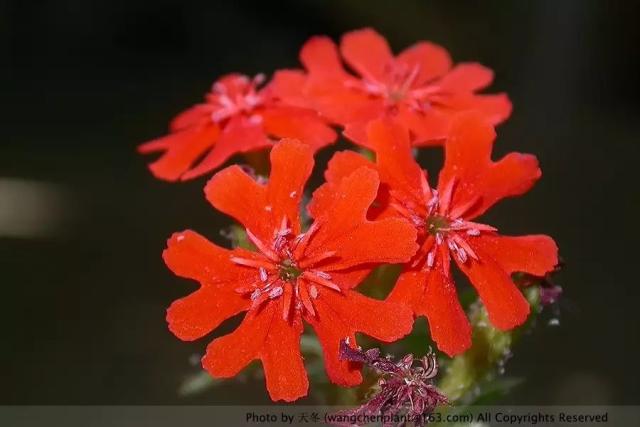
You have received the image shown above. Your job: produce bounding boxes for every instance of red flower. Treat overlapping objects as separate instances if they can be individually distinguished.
[138,73,336,181]
[276,28,511,148]
[162,139,418,401]
[314,114,558,356]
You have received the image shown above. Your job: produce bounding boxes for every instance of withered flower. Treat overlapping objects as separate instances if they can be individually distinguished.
[332,339,448,426]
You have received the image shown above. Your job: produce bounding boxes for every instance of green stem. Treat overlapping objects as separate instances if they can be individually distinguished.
[438,286,541,402]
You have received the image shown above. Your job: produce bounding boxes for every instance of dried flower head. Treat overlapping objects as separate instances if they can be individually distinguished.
[331,338,448,427]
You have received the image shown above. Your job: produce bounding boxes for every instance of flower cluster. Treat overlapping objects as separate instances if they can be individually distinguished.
[140,28,558,401]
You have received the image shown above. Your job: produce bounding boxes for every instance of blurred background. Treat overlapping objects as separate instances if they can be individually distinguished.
[1,0,638,405]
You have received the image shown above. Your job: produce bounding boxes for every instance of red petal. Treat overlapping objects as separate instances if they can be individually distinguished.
[268,69,312,108]
[323,289,413,342]
[300,36,350,80]
[455,248,530,330]
[314,89,384,126]
[366,118,426,206]
[181,116,272,180]
[308,167,380,244]
[438,113,541,219]
[204,165,271,242]
[422,265,472,356]
[163,230,255,285]
[397,106,451,146]
[388,264,471,357]
[304,168,418,270]
[261,106,337,151]
[437,63,494,92]
[166,286,248,341]
[265,139,314,235]
[170,104,212,132]
[342,121,370,148]
[306,289,412,386]
[470,234,558,276]
[439,93,512,125]
[306,299,361,386]
[260,311,308,401]
[308,150,375,219]
[396,41,452,86]
[138,126,219,181]
[202,303,275,379]
[466,93,512,125]
[324,265,375,290]
[340,28,393,81]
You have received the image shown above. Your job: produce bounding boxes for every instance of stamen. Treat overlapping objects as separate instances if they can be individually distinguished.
[426,251,435,269]
[448,195,481,219]
[259,267,268,282]
[230,256,273,269]
[248,114,263,125]
[451,234,479,261]
[312,270,332,280]
[302,271,342,292]
[420,170,433,200]
[253,73,266,85]
[268,286,283,299]
[298,283,316,317]
[250,291,269,310]
[457,247,468,263]
[292,221,320,259]
[426,193,439,214]
[298,250,337,269]
[439,177,457,215]
[309,285,319,299]
[212,82,226,93]
[245,228,279,261]
[435,233,443,246]
[282,283,293,320]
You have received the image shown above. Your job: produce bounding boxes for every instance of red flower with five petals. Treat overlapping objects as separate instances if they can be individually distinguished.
[138,73,336,181]
[276,28,511,148]
[313,114,558,356]
[162,139,418,401]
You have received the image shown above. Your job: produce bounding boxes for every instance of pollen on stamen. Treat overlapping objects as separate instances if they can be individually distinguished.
[212,82,226,93]
[312,270,332,280]
[309,285,319,299]
[176,234,185,242]
[248,114,263,125]
[268,286,283,299]
[457,247,468,263]
[253,73,266,85]
[426,251,435,269]
[467,229,480,236]
[289,191,297,198]
[259,267,268,282]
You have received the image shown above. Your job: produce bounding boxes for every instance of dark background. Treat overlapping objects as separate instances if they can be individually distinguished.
[1,0,638,405]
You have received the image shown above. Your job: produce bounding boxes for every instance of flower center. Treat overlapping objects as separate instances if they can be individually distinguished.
[229,221,343,320]
[209,74,265,123]
[279,258,302,281]
[427,215,450,236]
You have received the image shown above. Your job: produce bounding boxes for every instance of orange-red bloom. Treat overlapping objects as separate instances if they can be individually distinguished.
[162,140,418,401]
[276,28,511,148]
[138,73,336,181]
[313,114,558,356]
